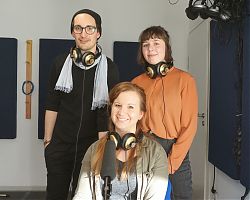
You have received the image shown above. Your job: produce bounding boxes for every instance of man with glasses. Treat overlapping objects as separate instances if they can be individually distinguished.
[44,9,119,200]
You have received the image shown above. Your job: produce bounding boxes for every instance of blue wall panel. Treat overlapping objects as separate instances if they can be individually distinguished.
[209,18,250,189]
[0,38,17,139]
[38,39,74,139]
[113,41,144,81]
[241,16,250,188]
[209,21,241,180]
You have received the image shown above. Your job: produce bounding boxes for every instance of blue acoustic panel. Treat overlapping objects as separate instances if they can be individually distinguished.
[241,16,250,188]
[246,0,250,15]
[209,21,241,180]
[0,38,17,139]
[38,39,74,139]
[113,41,144,82]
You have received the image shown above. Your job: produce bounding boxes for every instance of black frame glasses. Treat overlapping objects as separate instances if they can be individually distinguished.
[73,25,97,35]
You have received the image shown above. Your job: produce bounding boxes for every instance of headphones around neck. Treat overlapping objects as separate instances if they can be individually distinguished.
[145,61,173,79]
[70,44,102,66]
[108,131,140,151]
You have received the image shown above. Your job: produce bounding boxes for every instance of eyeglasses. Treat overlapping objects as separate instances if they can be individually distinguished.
[73,25,97,35]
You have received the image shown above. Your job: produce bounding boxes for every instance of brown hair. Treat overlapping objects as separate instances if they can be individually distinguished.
[137,26,173,66]
[92,82,146,179]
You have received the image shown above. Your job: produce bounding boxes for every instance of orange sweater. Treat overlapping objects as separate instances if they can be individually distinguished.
[132,67,198,174]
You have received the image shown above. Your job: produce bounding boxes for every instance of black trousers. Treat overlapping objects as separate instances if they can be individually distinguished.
[169,153,192,200]
[151,133,192,200]
[44,138,94,200]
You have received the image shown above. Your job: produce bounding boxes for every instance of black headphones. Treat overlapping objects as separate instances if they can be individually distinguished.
[70,45,102,66]
[108,131,140,151]
[185,0,205,20]
[145,61,173,79]
[185,0,244,22]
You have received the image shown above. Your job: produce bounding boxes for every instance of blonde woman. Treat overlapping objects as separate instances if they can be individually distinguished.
[73,82,168,200]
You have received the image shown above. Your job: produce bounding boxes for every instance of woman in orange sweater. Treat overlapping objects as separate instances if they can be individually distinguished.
[132,26,198,200]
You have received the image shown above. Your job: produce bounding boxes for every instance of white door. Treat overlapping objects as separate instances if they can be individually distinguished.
[187,19,211,200]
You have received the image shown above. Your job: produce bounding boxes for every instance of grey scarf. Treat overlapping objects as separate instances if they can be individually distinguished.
[55,53,108,110]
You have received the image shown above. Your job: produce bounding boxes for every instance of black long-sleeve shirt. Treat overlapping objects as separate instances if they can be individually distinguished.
[45,53,119,143]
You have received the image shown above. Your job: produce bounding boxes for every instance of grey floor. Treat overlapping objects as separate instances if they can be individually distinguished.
[0,191,46,200]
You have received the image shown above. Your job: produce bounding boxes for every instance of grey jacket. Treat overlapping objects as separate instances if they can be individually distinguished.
[73,136,168,200]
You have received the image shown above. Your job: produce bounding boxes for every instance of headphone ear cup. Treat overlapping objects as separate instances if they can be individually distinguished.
[185,7,199,20]
[108,131,121,149]
[200,11,209,19]
[145,66,157,79]
[157,62,169,77]
[70,47,82,63]
[82,51,95,66]
[121,133,137,150]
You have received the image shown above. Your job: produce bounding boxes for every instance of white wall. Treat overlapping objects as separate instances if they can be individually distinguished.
[0,0,190,190]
